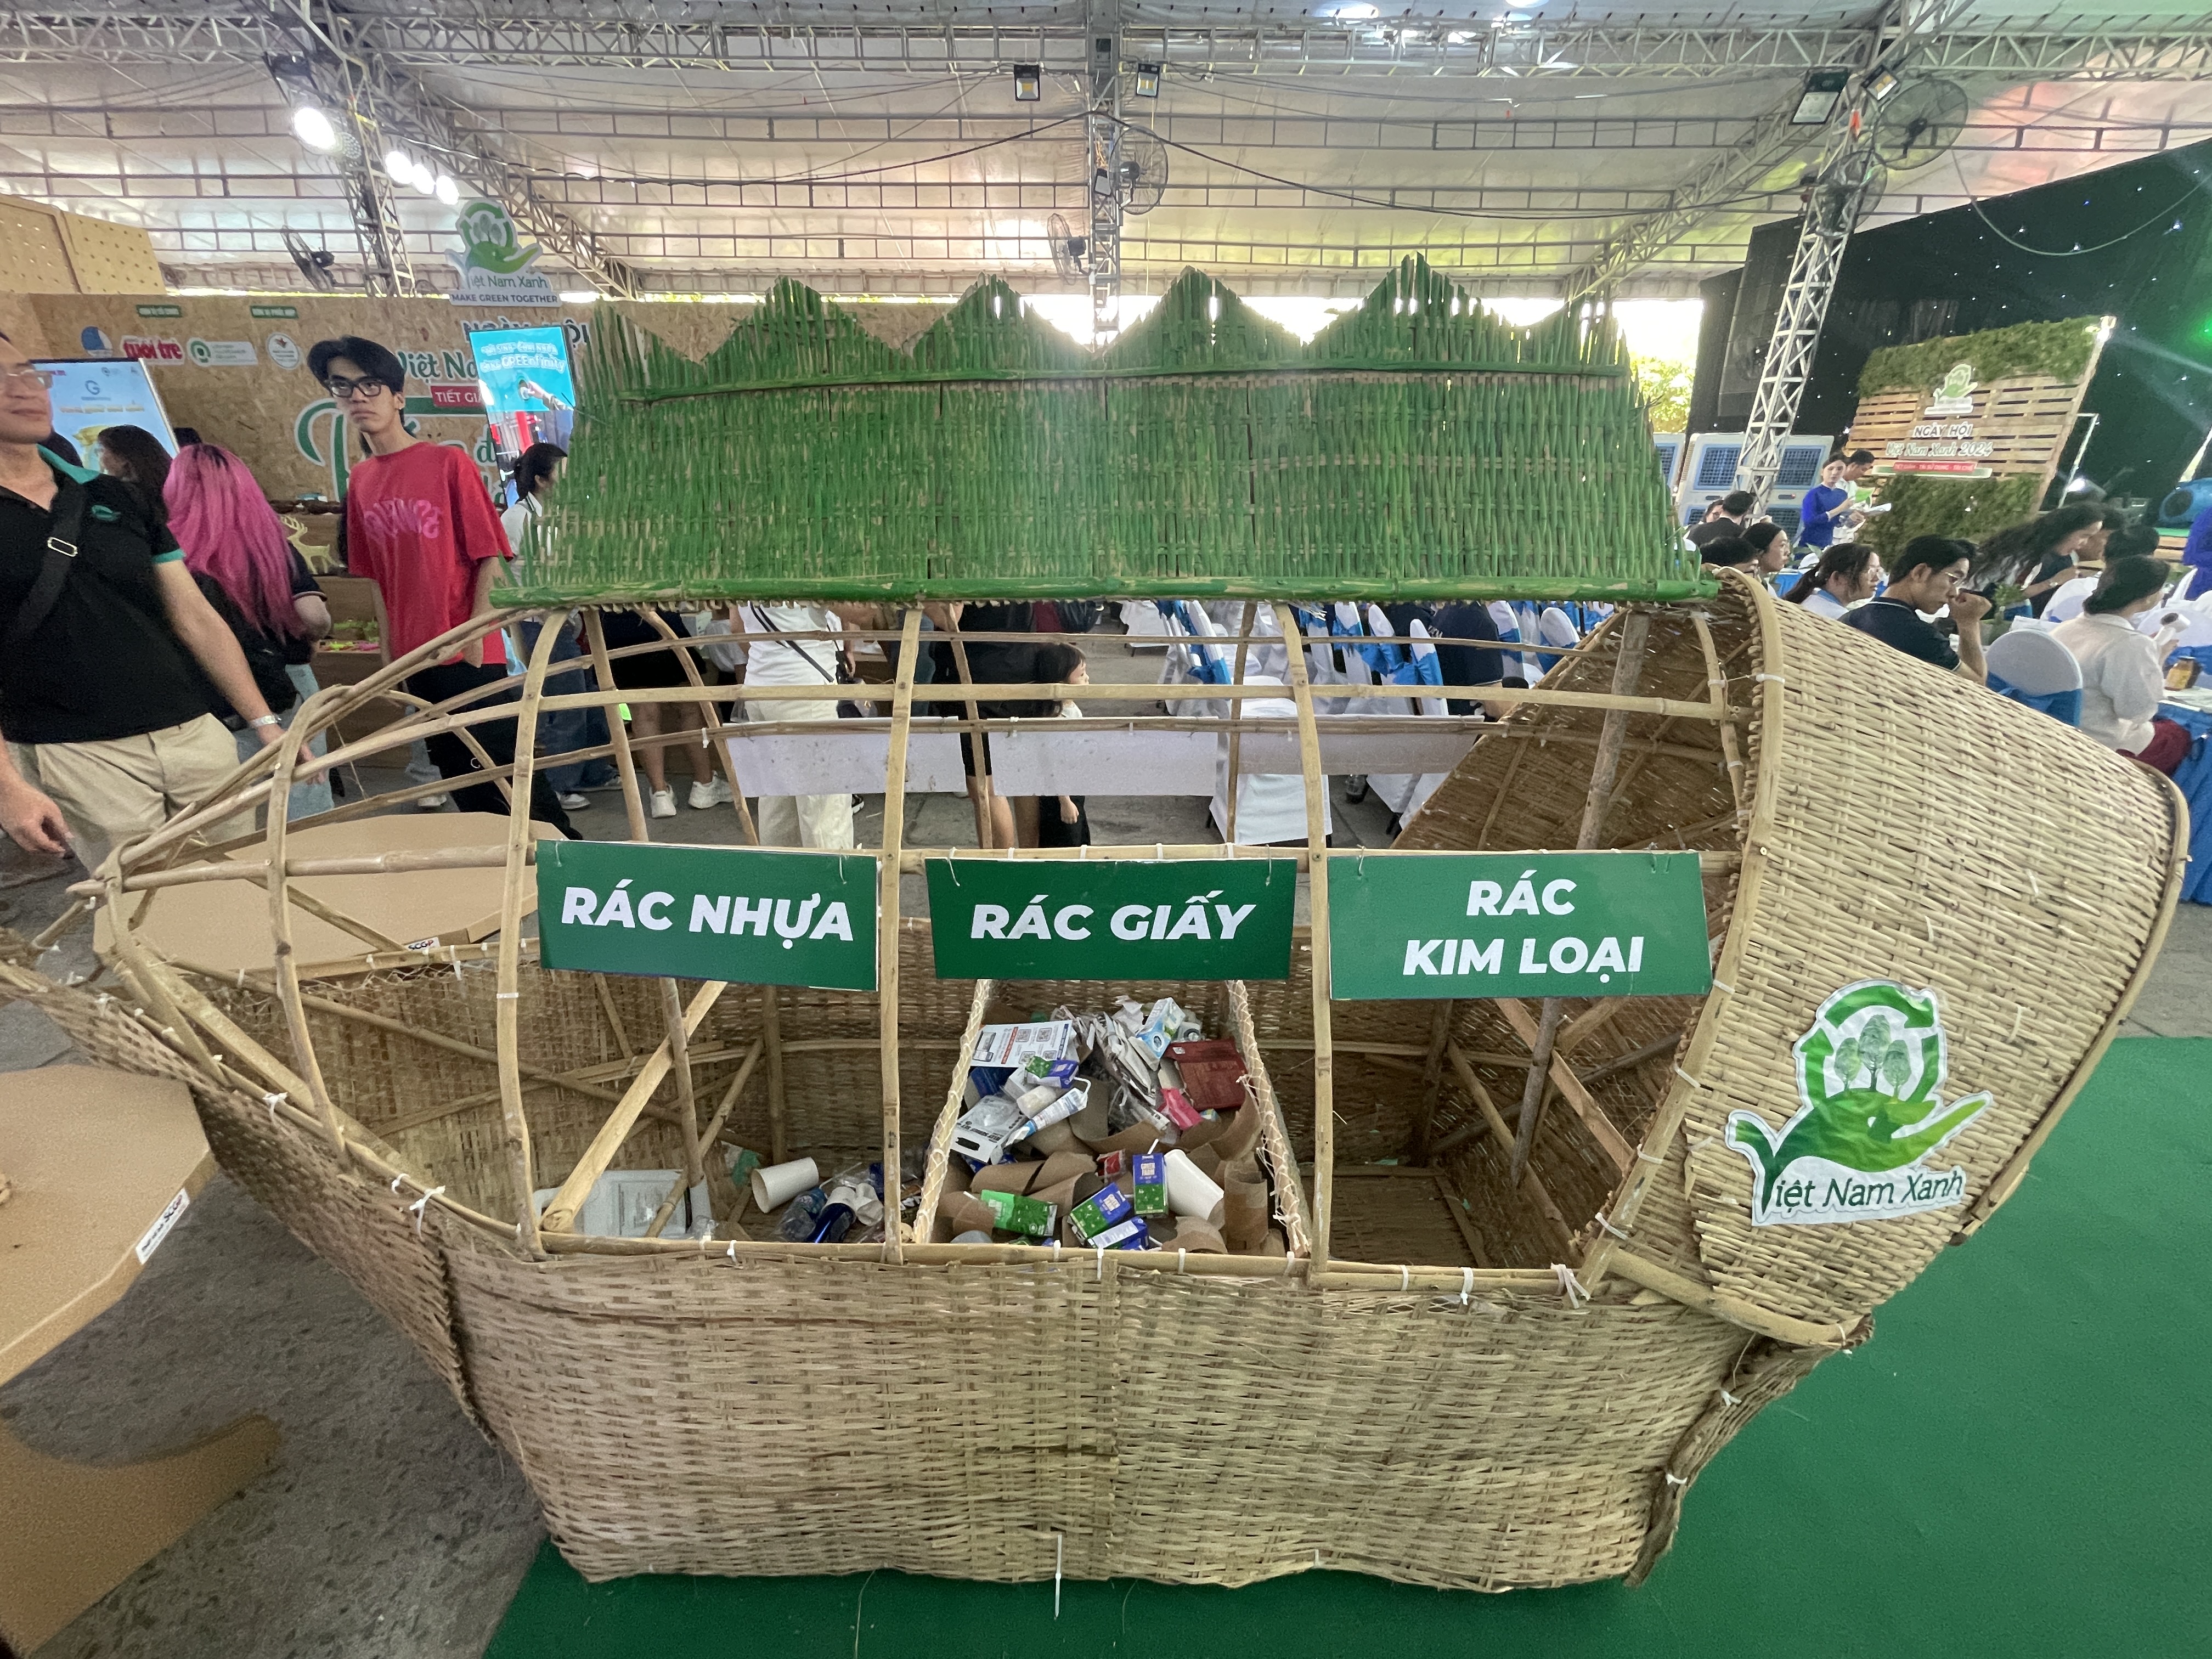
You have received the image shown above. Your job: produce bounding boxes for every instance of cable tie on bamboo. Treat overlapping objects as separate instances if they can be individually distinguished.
[1689,1135,1718,1150]
[1719,1389,1741,1407]
[1461,1267,1474,1307]
[1637,1148,1666,1165]
[1709,979,1733,995]
[496,990,521,1001]
[408,1186,445,1237]
[1177,1249,1187,1274]
[1398,1266,1410,1290]
[1095,1243,1108,1280]
[1551,1263,1588,1308]
[1663,1471,1688,1488]
[390,1175,405,1194]
[1751,673,1786,686]
[1594,1212,1629,1239]
[1672,1065,1707,1090]
[264,1091,287,1123]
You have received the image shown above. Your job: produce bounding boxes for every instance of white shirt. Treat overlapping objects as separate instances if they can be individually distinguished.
[1799,586,1849,620]
[499,494,540,555]
[737,603,842,688]
[2051,611,2163,753]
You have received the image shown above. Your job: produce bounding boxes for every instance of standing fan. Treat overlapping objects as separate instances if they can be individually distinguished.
[1114,125,1170,216]
[1048,211,1088,280]
[1869,77,1970,172]
[283,227,338,290]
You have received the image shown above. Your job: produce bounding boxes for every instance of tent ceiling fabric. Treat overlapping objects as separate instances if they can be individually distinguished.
[2,3,2211,298]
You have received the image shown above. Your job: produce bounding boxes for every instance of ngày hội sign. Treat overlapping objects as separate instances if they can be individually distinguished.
[925,858,1297,980]
[1327,851,1710,1001]
[537,840,878,990]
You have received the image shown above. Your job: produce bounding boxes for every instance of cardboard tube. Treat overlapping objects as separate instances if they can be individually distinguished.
[1186,1144,1224,1182]
[751,1156,819,1211]
[1224,1178,1269,1251]
[1210,1104,1263,1163]
[1169,1220,1227,1255]
[938,1189,1000,1238]
[1163,1149,1226,1224]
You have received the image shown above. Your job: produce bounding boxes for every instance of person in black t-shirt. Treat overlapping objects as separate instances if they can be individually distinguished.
[1842,535,1990,684]
[1430,600,1508,714]
[0,334,283,861]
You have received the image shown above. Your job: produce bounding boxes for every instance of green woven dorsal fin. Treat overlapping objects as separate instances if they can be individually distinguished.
[909,277,1087,375]
[1524,301,1632,371]
[1101,268,1299,371]
[698,279,905,386]
[1306,254,1520,365]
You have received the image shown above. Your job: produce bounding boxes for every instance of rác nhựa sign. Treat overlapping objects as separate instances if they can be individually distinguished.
[1326,851,1711,1001]
[925,858,1297,980]
[537,840,878,990]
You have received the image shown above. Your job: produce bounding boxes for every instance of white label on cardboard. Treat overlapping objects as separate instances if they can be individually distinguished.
[266,332,302,371]
[134,1186,190,1263]
[187,337,258,368]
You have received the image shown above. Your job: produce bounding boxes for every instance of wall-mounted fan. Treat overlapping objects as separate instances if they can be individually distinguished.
[1869,77,1970,173]
[1114,125,1169,216]
[283,227,338,290]
[1048,211,1088,281]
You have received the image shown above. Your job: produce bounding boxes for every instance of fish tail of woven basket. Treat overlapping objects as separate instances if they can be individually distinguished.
[33,572,2183,1592]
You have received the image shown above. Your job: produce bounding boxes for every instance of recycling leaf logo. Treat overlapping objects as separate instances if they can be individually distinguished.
[1725,980,1991,1227]
[453,200,541,275]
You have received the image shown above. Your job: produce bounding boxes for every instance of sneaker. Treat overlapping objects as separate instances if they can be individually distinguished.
[649,787,678,819]
[416,793,450,811]
[689,777,732,809]
[557,791,591,811]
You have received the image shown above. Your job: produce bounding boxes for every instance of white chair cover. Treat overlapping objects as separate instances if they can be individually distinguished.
[2042,577,2099,624]
[1984,626,2084,696]
[1211,675,1331,845]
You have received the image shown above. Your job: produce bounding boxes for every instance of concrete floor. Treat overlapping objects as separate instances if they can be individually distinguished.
[1,623,2205,1657]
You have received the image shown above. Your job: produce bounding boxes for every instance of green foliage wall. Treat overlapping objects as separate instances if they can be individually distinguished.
[509,258,1700,603]
[1857,316,2102,397]
[1858,473,2043,558]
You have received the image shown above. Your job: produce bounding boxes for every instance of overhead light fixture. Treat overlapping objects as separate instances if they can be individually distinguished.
[1134,62,1160,98]
[1864,65,1901,102]
[383,148,414,184]
[433,172,459,206]
[1013,64,1042,101]
[558,289,601,304]
[1792,68,1849,126]
[410,160,438,196]
[290,104,338,153]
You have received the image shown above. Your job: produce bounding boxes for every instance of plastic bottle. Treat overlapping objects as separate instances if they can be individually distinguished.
[809,1203,856,1244]
[775,1187,828,1242]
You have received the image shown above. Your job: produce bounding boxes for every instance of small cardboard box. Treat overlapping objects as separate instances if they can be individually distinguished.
[970,1022,1077,1096]
[1132,1153,1167,1216]
[975,1188,1058,1237]
[1069,1182,1135,1244]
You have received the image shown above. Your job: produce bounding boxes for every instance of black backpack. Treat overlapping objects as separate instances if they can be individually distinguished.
[193,573,300,727]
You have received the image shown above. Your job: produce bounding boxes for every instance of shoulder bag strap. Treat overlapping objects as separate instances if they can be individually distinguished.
[5,481,88,650]
[748,602,838,682]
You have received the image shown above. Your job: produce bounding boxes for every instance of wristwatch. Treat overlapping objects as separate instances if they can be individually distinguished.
[248,714,283,729]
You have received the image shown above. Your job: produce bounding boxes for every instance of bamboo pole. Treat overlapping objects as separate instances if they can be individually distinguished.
[911,978,996,1244]
[1494,997,1637,1175]
[761,985,789,1165]
[262,685,349,1156]
[489,618,573,1249]
[641,605,761,845]
[289,989,628,1104]
[1273,601,1334,1274]
[944,616,996,849]
[1223,600,1257,844]
[644,1037,765,1240]
[538,979,730,1233]
[1441,1041,1576,1255]
[1689,612,1750,817]
[1509,610,1650,1186]
[1408,1000,1454,1163]
[878,609,923,1256]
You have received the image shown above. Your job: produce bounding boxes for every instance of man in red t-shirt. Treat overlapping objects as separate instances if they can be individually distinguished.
[312,334,575,837]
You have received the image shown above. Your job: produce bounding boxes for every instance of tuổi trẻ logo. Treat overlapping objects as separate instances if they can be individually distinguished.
[1726,980,1991,1227]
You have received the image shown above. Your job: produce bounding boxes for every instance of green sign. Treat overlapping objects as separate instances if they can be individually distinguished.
[1327,851,1711,1001]
[925,859,1296,981]
[536,840,878,990]
[135,303,182,318]
[250,303,299,319]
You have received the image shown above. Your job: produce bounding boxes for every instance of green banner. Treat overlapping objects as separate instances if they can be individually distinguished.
[536,840,878,990]
[1327,851,1711,1001]
[924,858,1297,981]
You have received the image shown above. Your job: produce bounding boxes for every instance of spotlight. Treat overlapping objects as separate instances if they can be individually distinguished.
[559,290,602,304]
[411,160,438,196]
[1864,66,1900,101]
[1134,62,1160,98]
[383,148,414,184]
[1791,68,1848,126]
[290,104,338,152]
[433,172,459,206]
[1013,63,1041,101]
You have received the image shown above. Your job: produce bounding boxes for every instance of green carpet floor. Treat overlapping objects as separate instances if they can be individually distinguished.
[485,1036,2210,1659]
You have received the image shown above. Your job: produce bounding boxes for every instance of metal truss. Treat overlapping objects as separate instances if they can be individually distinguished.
[252,2,643,297]
[7,8,2211,81]
[1086,1,1122,339]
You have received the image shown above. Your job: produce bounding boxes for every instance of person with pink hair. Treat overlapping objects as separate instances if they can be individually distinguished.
[163,443,335,817]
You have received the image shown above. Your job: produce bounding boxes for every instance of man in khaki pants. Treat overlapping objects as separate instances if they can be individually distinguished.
[0,332,284,869]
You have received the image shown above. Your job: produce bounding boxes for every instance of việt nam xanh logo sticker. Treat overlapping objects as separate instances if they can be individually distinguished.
[1725,980,1991,1227]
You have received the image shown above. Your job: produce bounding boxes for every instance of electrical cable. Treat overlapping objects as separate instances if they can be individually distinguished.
[1964,183,2203,256]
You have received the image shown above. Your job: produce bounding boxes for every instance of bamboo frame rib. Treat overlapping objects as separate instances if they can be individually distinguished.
[1274,601,1334,1273]
[878,608,923,1257]
[263,685,349,1156]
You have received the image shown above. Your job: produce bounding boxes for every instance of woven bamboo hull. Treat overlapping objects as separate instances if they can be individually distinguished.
[24,575,2180,1592]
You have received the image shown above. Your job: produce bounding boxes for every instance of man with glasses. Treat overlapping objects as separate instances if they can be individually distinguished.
[0,332,284,863]
[308,334,575,836]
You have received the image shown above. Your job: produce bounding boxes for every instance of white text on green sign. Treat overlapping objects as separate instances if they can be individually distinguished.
[536,840,878,990]
[1326,851,1711,1001]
